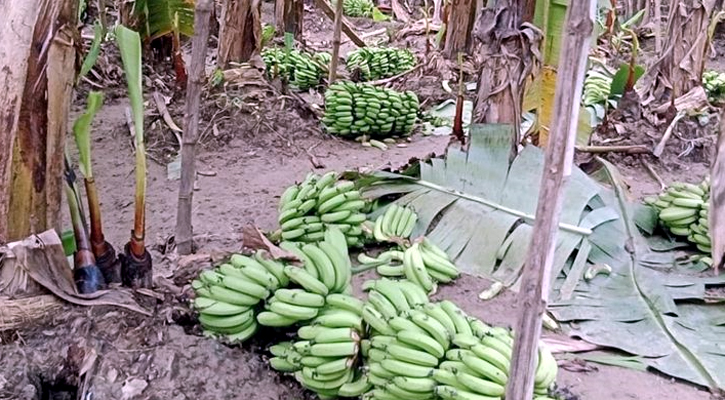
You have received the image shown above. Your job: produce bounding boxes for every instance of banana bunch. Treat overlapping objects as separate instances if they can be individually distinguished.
[278,171,368,247]
[314,52,332,72]
[342,0,374,17]
[645,177,713,265]
[357,240,460,291]
[346,47,417,81]
[433,318,558,399]
[703,70,725,103]
[372,204,418,241]
[358,250,406,278]
[582,70,613,106]
[402,239,460,293]
[360,280,441,400]
[191,252,288,342]
[258,228,354,327]
[358,279,559,399]
[261,47,327,90]
[322,81,420,138]
[268,293,368,397]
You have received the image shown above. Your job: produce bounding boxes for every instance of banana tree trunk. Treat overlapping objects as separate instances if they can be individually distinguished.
[275,0,303,38]
[640,0,721,106]
[472,0,541,155]
[0,0,78,243]
[218,0,263,68]
[442,0,477,58]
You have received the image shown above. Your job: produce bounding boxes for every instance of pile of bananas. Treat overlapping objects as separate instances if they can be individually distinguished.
[645,177,713,266]
[278,171,368,247]
[322,82,420,138]
[342,0,374,17]
[268,293,367,396]
[582,70,613,106]
[191,252,288,342]
[358,279,559,400]
[261,48,327,90]
[346,47,417,81]
[703,70,725,103]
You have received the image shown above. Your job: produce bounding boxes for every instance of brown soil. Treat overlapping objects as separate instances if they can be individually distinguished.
[1,4,721,400]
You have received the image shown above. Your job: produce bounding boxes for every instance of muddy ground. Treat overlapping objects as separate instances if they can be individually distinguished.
[1,2,723,400]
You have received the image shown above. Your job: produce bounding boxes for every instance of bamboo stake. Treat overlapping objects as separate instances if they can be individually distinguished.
[504,1,596,399]
[176,0,213,255]
[328,0,345,83]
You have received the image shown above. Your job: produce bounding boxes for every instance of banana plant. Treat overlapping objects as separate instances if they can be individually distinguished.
[116,25,153,289]
[64,154,106,294]
[73,90,122,284]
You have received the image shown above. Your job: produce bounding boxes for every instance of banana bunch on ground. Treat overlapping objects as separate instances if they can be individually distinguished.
[358,239,460,292]
[582,70,613,106]
[258,228,354,327]
[703,70,725,103]
[645,177,713,266]
[261,47,327,90]
[278,171,368,247]
[346,47,417,81]
[359,279,558,399]
[322,81,420,138]
[268,293,368,397]
[191,252,288,342]
[342,0,374,17]
[372,204,418,241]
[358,250,406,278]
[314,52,332,72]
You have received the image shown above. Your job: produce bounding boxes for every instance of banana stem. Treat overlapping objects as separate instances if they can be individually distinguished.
[84,177,106,251]
[131,131,147,258]
[351,263,379,274]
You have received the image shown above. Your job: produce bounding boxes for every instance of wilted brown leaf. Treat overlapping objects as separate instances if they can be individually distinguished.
[241,225,299,260]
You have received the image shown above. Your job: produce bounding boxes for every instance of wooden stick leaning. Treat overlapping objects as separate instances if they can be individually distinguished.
[504,1,596,399]
[313,0,366,47]
[175,0,213,255]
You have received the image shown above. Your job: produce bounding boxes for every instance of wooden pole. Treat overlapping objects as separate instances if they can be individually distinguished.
[504,1,595,399]
[328,0,345,82]
[313,0,366,48]
[711,108,725,275]
[176,0,213,255]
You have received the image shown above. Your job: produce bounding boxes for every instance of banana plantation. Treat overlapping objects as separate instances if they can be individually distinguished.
[2,0,725,399]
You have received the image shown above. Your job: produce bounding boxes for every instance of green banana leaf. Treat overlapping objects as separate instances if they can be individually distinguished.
[115,25,148,214]
[73,91,105,178]
[78,21,104,82]
[133,0,195,40]
[549,158,725,391]
[359,124,611,288]
[357,123,725,389]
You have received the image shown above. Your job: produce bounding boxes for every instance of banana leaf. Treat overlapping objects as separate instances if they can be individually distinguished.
[549,158,725,391]
[73,91,104,178]
[358,123,725,389]
[133,0,195,40]
[360,124,609,287]
[78,21,104,82]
